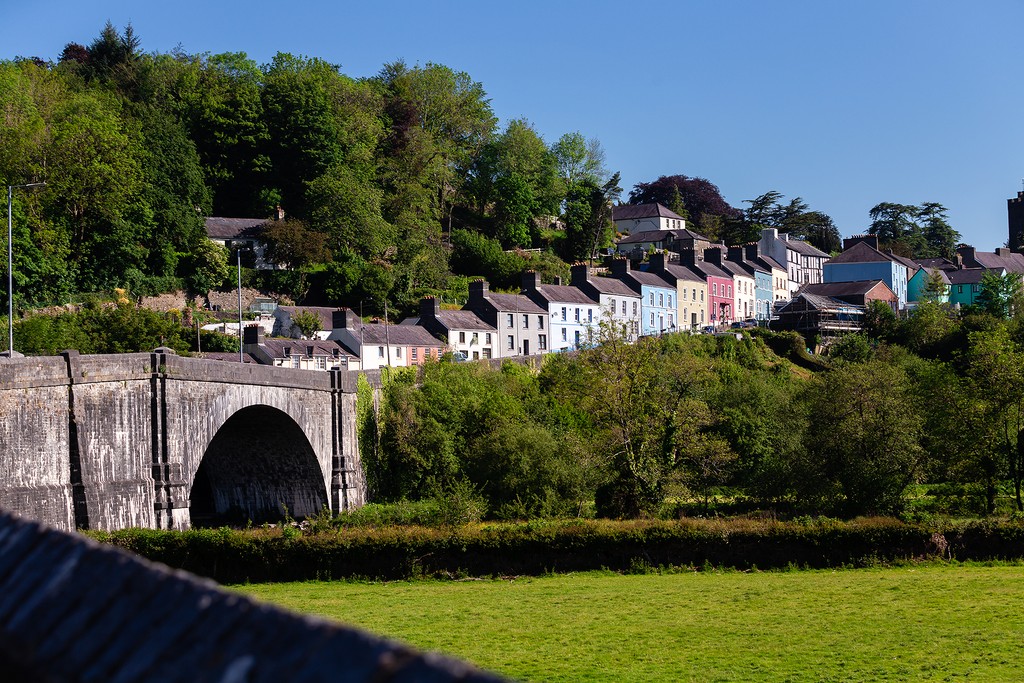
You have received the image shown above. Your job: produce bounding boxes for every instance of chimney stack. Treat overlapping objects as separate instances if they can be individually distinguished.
[521,270,540,292]
[242,324,264,346]
[419,296,440,320]
[703,246,724,267]
[570,263,591,286]
[610,258,630,277]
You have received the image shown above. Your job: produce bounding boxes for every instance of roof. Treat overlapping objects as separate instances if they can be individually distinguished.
[534,284,599,305]
[914,267,952,285]
[779,293,865,313]
[914,257,957,271]
[963,250,1024,274]
[586,276,641,297]
[620,269,672,289]
[827,240,895,265]
[947,268,995,285]
[612,203,685,222]
[782,236,830,258]
[404,310,496,331]
[798,280,894,298]
[204,217,268,240]
[719,260,755,278]
[655,263,705,285]
[479,292,548,314]
[749,253,786,272]
[684,259,732,280]
[615,228,696,246]
[351,324,446,347]
[259,338,355,359]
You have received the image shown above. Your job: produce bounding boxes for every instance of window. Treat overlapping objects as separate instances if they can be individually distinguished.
[507,313,514,327]
[713,283,718,296]
[485,333,491,344]
[412,348,418,361]
[561,306,567,320]
[650,312,655,327]
[658,293,664,307]
[378,346,385,358]
[575,308,580,322]
[622,301,626,315]
[610,298,615,312]
[575,330,581,346]
[633,302,638,315]
[682,289,687,300]
[701,290,705,302]
[561,328,567,341]
[538,315,544,330]
[669,314,674,327]
[973,284,981,293]
[539,334,547,350]
[507,335,515,350]
[668,295,673,308]
[649,293,654,306]
[958,285,963,294]
[523,314,529,329]
[473,351,479,360]
[471,333,478,345]
[395,347,402,358]
[459,331,466,343]
[482,348,492,359]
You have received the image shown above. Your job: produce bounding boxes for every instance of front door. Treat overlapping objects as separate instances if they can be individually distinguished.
[523,339,530,355]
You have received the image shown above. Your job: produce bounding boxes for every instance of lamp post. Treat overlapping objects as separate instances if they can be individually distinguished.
[236,246,250,363]
[7,182,45,357]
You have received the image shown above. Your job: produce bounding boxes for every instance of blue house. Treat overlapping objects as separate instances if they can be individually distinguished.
[609,259,678,335]
[823,236,913,308]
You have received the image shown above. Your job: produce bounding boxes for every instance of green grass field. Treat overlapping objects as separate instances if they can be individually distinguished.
[236,565,1024,682]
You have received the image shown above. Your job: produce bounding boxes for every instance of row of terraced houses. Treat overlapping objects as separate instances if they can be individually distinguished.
[206,202,1023,370]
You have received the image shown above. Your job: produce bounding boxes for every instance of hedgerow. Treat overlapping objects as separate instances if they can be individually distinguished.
[87,517,1024,584]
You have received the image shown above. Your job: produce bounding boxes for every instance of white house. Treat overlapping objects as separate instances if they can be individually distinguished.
[405,297,499,360]
[521,271,602,352]
[612,203,687,236]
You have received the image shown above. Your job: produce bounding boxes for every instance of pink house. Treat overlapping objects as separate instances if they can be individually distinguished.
[678,248,734,326]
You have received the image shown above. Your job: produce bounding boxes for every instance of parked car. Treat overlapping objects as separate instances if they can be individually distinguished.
[701,325,717,334]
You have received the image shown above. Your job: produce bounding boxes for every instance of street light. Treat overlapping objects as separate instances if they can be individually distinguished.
[236,245,251,363]
[7,182,45,357]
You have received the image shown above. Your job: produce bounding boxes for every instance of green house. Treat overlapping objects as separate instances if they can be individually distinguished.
[907,267,951,304]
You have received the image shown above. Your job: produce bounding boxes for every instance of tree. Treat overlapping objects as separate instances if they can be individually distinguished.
[976,271,1024,319]
[551,131,606,189]
[260,219,331,269]
[742,191,840,252]
[917,202,960,259]
[805,360,924,514]
[291,310,324,339]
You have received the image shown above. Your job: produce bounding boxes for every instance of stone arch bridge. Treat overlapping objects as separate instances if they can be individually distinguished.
[0,349,372,532]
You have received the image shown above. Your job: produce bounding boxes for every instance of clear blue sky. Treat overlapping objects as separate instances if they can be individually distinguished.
[8,0,1024,249]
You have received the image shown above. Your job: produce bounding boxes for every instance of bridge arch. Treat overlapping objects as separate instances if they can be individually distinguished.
[189,404,328,527]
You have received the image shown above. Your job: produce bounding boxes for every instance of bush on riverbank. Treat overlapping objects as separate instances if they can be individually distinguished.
[89,517,1024,584]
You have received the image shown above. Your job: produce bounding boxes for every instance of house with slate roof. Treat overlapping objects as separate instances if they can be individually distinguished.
[570,264,642,340]
[242,325,358,371]
[204,206,286,270]
[757,228,829,297]
[956,245,1024,274]
[947,268,998,308]
[328,309,445,370]
[797,280,898,308]
[823,236,913,308]
[678,248,734,327]
[521,271,601,352]
[462,280,549,357]
[608,259,678,335]
[742,244,789,305]
[612,203,688,235]
[405,298,498,360]
[646,253,708,331]
[706,247,756,322]
[727,247,773,322]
